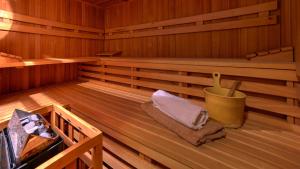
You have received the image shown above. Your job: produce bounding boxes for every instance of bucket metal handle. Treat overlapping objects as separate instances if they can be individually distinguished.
[212,72,221,89]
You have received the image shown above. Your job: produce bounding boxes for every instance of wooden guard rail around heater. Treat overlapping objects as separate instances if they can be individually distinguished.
[79,57,300,125]
[0,105,103,169]
[0,9,104,40]
[105,1,278,39]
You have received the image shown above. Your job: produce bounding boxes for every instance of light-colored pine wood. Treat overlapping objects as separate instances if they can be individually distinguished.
[0,0,105,95]
[102,0,295,60]
[1,82,300,169]
[287,81,296,123]
[0,0,299,168]
[295,0,300,76]
[0,57,99,69]
[80,57,300,120]
[106,1,277,34]
[0,105,102,169]
[106,16,277,40]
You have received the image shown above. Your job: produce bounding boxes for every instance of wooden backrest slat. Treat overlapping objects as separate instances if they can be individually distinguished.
[105,1,277,40]
[80,65,298,99]
[100,58,296,70]
[100,61,298,81]
[80,72,300,118]
[106,1,277,33]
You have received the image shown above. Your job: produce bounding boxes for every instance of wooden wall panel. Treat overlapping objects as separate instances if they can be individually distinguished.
[291,0,300,123]
[0,0,104,95]
[104,0,294,59]
[292,0,300,77]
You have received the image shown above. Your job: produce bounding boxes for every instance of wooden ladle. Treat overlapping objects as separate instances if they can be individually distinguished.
[227,81,241,97]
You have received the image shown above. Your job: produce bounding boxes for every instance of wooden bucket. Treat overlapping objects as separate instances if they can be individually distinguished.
[203,72,246,128]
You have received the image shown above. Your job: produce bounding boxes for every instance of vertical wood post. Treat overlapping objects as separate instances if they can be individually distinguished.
[102,62,107,82]
[92,136,103,169]
[296,0,300,76]
[295,83,300,124]
[287,81,295,123]
[178,71,188,98]
[131,67,138,88]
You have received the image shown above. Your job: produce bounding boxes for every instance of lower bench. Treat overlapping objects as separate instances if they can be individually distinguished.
[0,82,300,169]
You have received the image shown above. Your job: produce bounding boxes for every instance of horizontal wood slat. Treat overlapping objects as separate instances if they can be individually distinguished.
[1,82,300,169]
[0,57,99,69]
[80,72,300,118]
[103,136,159,169]
[106,16,277,40]
[106,1,277,33]
[105,1,278,39]
[0,9,103,33]
[0,9,104,39]
[80,65,298,99]
[99,57,296,70]
[100,60,298,81]
[79,57,300,121]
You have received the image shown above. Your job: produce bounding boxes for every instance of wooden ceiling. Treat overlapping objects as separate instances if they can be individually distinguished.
[83,0,127,7]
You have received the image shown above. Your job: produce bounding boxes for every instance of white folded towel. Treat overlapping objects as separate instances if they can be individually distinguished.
[151,90,208,129]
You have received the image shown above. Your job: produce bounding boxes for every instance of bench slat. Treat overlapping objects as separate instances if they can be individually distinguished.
[80,66,298,99]
[1,82,300,169]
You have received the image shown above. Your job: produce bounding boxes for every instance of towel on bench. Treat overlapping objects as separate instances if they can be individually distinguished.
[152,90,208,129]
[141,102,225,146]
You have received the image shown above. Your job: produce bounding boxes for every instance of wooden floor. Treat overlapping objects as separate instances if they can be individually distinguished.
[1,81,300,169]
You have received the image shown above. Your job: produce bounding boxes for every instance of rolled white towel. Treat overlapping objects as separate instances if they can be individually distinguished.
[152,90,208,129]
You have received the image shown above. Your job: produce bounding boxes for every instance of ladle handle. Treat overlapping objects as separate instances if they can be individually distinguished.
[227,81,241,97]
[212,72,221,89]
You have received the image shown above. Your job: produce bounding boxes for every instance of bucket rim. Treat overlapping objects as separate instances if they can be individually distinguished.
[203,87,247,99]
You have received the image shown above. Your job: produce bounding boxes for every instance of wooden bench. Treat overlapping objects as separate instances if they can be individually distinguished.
[79,57,300,126]
[0,82,300,169]
[1,57,300,169]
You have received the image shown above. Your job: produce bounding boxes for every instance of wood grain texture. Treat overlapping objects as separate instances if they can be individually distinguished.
[293,0,300,76]
[0,82,300,169]
[0,0,104,95]
[80,57,299,121]
[103,0,295,60]
[105,2,278,40]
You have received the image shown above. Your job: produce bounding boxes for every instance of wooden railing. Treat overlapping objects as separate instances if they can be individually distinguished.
[79,57,299,124]
[0,57,100,69]
[0,105,103,169]
[42,105,102,169]
[0,9,104,40]
[105,1,278,39]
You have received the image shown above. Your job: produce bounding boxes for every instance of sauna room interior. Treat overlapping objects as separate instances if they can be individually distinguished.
[0,0,299,169]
